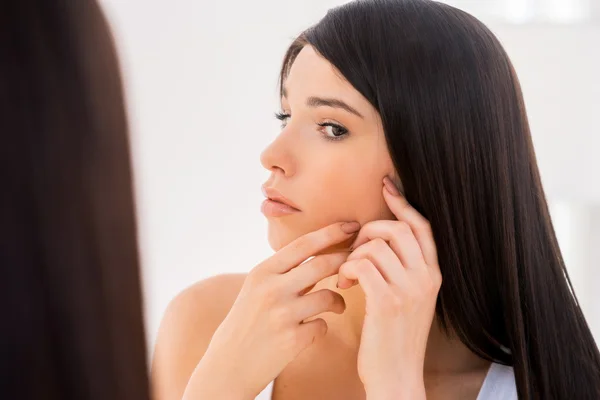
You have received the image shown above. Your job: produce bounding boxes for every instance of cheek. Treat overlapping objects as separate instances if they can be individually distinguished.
[265,139,395,252]
[305,148,395,227]
[323,164,392,221]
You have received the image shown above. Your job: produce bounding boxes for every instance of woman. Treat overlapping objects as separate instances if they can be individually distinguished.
[0,1,150,399]
[152,0,600,399]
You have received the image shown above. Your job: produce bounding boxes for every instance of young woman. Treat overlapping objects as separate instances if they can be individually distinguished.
[152,1,600,399]
[0,1,150,399]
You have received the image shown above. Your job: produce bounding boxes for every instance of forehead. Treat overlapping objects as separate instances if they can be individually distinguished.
[283,46,366,106]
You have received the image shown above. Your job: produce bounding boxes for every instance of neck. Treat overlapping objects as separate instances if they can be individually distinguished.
[316,274,490,376]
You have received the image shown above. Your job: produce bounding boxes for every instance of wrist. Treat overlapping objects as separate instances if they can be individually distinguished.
[183,353,255,400]
[365,377,426,400]
[367,387,426,400]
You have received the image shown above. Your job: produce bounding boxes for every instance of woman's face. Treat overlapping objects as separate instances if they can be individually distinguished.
[261,45,397,252]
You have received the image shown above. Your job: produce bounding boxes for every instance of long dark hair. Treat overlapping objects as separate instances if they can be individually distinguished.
[0,1,150,399]
[278,0,600,398]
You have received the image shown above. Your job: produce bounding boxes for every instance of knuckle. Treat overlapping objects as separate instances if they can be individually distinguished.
[372,237,387,251]
[380,291,404,315]
[430,270,443,291]
[319,254,336,269]
[258,281,281,304]
[247,265,264,283]
[338,261,349,276]
[324,253,345,268]
[395,221,411,235]
[269,306,291,328]
[358,259,373,273]
[243,274,265,296]
[361,221,375,232]
[312,256,342,278]
[417,269,439,290]
[280,328,301,351]
[322,227,337,242]
[422,280,436,296]
[422,220,433,234]
[413,271,441,298]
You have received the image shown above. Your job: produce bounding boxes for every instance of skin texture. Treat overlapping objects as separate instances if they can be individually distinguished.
[260,45,398,253]
[151,46,492,400]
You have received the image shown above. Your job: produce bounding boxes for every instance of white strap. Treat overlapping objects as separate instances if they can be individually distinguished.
[476,362,518,400]
[255,380,274,400]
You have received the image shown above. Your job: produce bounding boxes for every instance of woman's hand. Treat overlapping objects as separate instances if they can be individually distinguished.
[337,177,442,400]
[185,221,360,400]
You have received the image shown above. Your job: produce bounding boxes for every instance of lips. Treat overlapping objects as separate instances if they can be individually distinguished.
[261,186,301,217]
[261,186,301,210]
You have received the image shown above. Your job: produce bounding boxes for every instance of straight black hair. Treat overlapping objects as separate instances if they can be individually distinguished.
[0,1,150,399]
[279,0,600,398]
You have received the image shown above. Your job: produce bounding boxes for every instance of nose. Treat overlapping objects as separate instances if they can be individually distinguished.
[260,131,296,178]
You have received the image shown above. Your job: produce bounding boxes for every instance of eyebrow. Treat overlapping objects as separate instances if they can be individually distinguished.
[282,87,365,119]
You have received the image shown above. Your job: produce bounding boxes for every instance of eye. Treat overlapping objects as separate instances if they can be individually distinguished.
[274,111,290,128]
[318,122,349,141]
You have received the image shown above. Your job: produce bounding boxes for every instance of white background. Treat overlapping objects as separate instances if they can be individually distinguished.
[98,0,600,351]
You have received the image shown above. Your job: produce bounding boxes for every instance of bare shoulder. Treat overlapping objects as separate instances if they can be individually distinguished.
[151,273,248,400]
[156,273,248,341]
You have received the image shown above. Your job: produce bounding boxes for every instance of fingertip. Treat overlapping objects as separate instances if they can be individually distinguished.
[341,221,361,234]
[336,277,349,290]
[383,176,400,196]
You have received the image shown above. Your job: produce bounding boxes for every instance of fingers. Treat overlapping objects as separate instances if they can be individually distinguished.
[351,220,425,269]
[285,252,349,293]
[382,177,438,267]
[341,238,404,288]
[337,259,388,294]
[265,222,360,274]
[295,318,328,351]
[291,289,346,322]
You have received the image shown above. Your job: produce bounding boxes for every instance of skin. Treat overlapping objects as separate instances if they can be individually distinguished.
[261,45,490,397]
[261,46,397,252]
[151,46,491,400]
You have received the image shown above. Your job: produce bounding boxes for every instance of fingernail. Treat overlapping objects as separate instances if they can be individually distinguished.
[341,221,360,234]
[383,176,400,196]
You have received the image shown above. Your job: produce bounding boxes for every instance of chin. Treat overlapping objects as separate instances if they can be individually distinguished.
[266,222,295,251]
[266,222,355,255]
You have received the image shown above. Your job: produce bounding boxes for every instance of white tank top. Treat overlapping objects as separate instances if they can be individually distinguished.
[255,362,517,399]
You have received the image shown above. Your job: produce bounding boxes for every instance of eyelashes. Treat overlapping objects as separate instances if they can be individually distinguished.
[274,111,349,142]
[317,122,349,141]
[274,111,289,126]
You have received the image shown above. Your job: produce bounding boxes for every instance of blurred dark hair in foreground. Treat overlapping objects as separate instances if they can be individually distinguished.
[0,1,150,399]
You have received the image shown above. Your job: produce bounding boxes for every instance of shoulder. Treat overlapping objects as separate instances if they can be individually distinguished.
[162,273,248,329]
[151,273,248,400]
